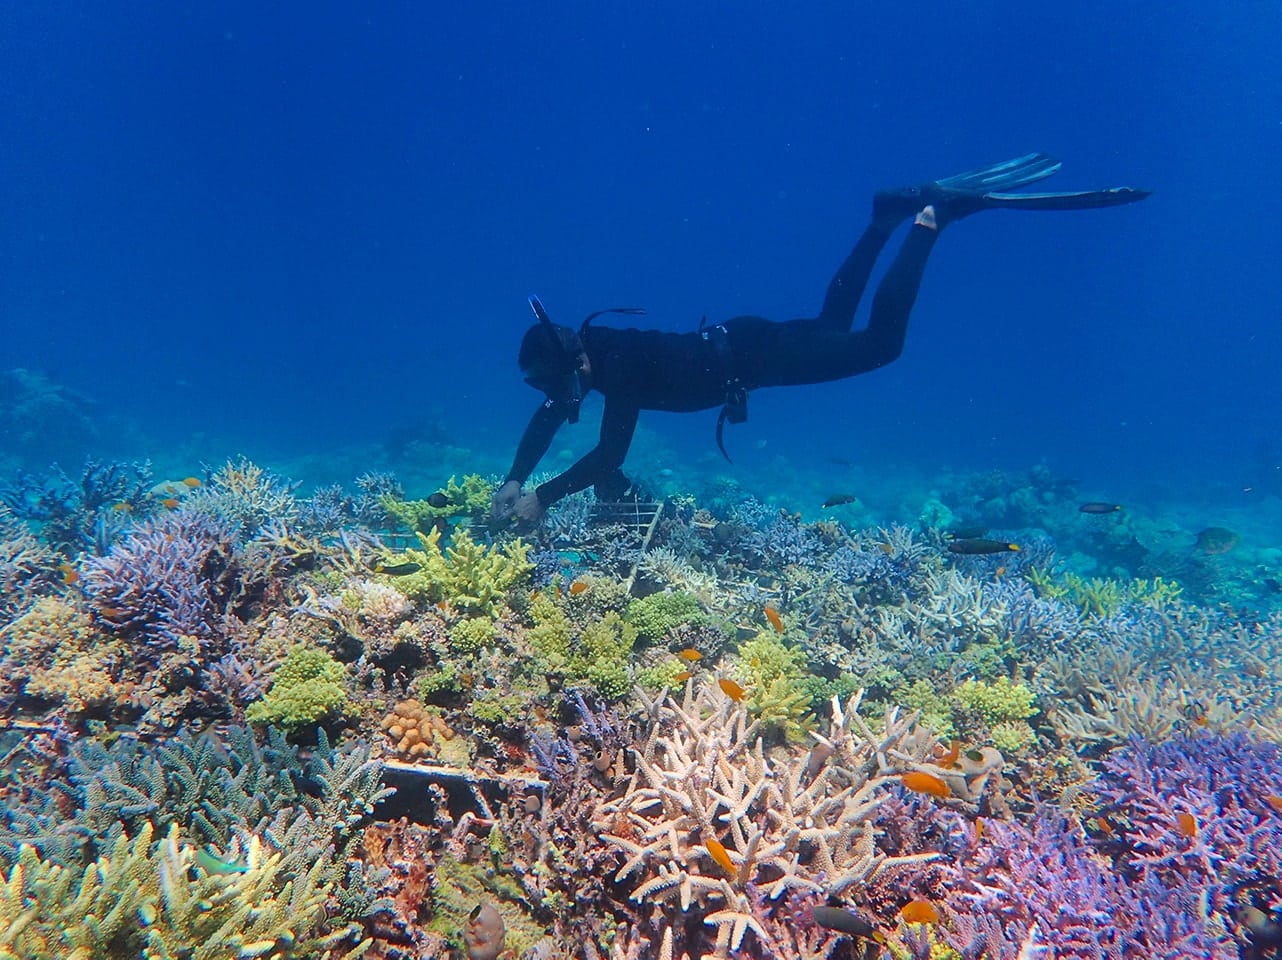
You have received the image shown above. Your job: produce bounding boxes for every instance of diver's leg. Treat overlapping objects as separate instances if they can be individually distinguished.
[813,204,911,332]
[749,208,940,385]
[854,209,940,369]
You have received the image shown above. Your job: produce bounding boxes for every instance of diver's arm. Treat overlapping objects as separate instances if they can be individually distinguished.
[534,399,639,507]
[505,399,571,485]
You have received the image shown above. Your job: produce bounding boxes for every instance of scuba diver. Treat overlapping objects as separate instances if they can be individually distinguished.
[491,153,1149,525]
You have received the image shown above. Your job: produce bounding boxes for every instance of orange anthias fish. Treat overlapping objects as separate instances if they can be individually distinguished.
[931,741,961,768]
[569,580,589,596]
[900,771,951,799]
[677,648,703,662]
[182,476,202,488]
[705,837,735,874]
[672,671,693,684]
[764,606,784,633]
[1175,812,1198,838]
[899,900,941,924]
[1264,794,1282,814]
[160,498,180,509]
[58,563,79,585]
[717,677,746,702]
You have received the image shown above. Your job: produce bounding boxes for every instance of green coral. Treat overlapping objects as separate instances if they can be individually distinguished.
[1029,569,1183,619]
[636,657,693,692]
[955,676,1036,724]
[893,678,956,740]
[527,591,572,672]
[885,929,961,960]
[417,663,462,698]
[388,527,531,616]
[428,855,544,957]
[990,719,1037,755]
[731,631,815,742]
[624,590,705,643]
[245,645,350,731]
[573,612,637,700]
[525,595,637,700]
[470,691,529,727]
[450,616,495,654]
[382,474,496,530]
[955,637,1017,682]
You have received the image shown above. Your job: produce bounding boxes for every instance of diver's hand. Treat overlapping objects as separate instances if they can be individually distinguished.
[512,491,546,525]
[491,480,522,521]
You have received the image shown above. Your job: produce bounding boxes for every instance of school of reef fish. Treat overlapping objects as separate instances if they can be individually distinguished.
[0,455,1280,960]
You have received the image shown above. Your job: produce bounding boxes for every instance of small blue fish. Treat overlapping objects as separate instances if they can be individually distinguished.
[196,847,248,875]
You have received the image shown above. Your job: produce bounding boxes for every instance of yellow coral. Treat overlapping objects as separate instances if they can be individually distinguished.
[956,677,1036,723]
[1,597,128,711]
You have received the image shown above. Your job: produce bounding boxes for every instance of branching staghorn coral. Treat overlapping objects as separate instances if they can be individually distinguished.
[82,510,238,652]
[0,725,391,875]
[186,456,301,540]
[1037,603,1282,749]
[594,680,944,959]
[0,821,370,960]
[0,503,58,619]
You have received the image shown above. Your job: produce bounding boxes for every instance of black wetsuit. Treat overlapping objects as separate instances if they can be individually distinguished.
[505,219,938,507]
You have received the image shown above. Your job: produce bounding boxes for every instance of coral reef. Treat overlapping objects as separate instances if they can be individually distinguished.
[2,454,1279,959]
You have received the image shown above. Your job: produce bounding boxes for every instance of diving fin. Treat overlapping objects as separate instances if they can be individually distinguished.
[875,153,1150,222]
[970,186,1151,211]
[932,152,1063,193]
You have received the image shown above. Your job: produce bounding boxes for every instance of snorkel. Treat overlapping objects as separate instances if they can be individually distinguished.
[522,296,648,423]
[526,294,585,422]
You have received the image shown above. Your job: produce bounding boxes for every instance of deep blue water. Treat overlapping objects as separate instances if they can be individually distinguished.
[2,2,1279,511]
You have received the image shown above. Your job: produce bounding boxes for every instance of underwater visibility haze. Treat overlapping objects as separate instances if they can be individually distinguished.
[0,3,1280,959]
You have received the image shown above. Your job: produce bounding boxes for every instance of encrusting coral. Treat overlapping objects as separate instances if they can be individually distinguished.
[0,596,128,713]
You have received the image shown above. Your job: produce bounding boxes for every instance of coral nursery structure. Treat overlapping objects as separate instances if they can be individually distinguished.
[1,459,1280,959]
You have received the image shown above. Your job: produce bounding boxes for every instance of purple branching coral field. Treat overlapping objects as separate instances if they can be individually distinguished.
[935,733,1282,959]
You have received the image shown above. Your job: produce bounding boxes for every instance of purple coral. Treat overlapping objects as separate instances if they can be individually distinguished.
[1093,734,1282,907]
[83,510,238,652]
[940,734,1282,958]
[946,809,1236,959]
